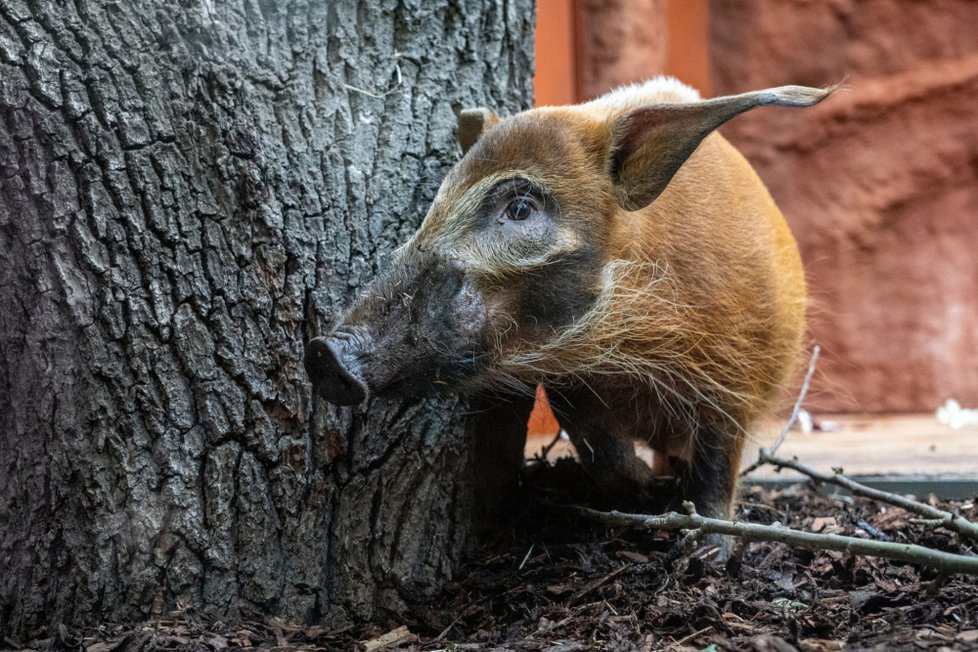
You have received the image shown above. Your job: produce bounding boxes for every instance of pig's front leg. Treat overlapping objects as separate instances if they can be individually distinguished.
[568,425,657,499]
[674,426,743,560]
[550,392,657,500]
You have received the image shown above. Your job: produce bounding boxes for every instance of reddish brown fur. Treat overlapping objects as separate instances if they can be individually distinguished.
[432,80,827,527]
[308,78,832,545]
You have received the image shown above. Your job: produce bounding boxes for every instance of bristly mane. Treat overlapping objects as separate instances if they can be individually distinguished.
[480,258,783,442]
[582,76,702,115]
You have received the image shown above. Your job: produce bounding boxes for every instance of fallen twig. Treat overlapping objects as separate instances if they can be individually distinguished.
[739,342,978,545]
[758,450,978,543]
[667,626,713,649]
[571,504,978,576]
[740,345,819,477]
[568,564,630,606]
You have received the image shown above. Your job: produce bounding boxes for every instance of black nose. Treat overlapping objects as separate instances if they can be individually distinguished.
[304,336,368,405]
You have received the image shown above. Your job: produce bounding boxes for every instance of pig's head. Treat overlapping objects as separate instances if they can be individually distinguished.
[305,82,835,405]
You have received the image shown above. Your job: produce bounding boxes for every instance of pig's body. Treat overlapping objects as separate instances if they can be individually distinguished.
[306,78,829,547]
[511,129,807,517]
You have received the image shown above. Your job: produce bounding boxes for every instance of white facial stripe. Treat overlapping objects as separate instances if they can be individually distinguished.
[452,224,582,278]
[403,170,584,280]
[412,170,545,253]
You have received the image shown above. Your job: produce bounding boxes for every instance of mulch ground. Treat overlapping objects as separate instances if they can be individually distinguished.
[13,458,978,651]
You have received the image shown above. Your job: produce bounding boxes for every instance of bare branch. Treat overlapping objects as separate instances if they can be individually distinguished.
[570,505,978,576]
[741,345,819,477]
[759,450,978,543]
[770,344,820,455]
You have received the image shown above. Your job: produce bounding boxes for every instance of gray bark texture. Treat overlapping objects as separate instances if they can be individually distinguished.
[0,0,534,637]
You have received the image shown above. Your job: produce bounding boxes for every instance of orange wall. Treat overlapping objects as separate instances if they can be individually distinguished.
[665,0,710,96]
[533,0,711,107]
[534,1,578,106]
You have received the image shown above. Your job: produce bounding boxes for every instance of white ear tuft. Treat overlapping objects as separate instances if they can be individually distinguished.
[752,84,840,108]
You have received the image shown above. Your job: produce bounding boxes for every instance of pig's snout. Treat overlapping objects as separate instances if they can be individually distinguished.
[305,335,368,405]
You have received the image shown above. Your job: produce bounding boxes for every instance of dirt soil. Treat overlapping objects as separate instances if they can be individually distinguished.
[11,459,978,652]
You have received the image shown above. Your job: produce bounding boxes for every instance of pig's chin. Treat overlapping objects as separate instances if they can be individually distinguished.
[368,373,433,401]
[366,354,487,402]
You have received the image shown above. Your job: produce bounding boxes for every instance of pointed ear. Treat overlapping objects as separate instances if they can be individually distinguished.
[458,107,501,154]
[609,84,837,210]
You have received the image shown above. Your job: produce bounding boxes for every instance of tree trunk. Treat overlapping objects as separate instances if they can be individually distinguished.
[0,0,534,637]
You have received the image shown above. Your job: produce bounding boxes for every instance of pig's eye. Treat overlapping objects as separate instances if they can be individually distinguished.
[505,197,537,221]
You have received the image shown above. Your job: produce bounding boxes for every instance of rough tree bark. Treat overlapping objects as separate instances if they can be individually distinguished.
[0,0,534,637]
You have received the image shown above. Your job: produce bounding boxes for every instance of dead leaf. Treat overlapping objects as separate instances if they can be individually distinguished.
[957,630,978,643]
[617,550,649,563]
[798,639,844,652]
[810,516,838,533]
[746,634,799,652]
[546,582,575,597]
[85,639,126,652]
[872,507,913,530]
[361,625,416,651]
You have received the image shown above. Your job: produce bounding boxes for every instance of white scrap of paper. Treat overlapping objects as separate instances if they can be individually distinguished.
[936,398,978,429]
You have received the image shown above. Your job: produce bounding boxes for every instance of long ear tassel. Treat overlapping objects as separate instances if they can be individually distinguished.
[723,83,840,109]
[609,83,839,211]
